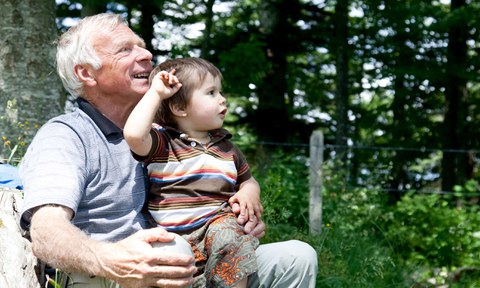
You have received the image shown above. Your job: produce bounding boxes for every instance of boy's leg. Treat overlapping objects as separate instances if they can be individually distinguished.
[204,214,258,287]
[247,240,318,288]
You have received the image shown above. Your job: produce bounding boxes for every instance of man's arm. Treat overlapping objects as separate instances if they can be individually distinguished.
[31,205,196,288]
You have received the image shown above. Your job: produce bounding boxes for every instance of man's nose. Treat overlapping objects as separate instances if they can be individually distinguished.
[135,46,153,62]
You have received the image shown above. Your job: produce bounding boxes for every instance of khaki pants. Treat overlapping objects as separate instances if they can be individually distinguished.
[62,273,121,288]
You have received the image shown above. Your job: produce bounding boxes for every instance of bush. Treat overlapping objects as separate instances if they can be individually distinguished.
[381,192,480,285]
[248,148,480,287]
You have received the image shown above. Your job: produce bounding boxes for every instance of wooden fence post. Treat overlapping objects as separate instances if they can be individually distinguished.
[309,130,323,235]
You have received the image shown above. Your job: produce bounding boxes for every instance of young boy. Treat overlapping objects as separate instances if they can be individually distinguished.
[124,57,262,288]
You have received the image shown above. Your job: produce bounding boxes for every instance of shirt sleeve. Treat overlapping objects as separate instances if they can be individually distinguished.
[19,121,87,230]
[232,143,252,188]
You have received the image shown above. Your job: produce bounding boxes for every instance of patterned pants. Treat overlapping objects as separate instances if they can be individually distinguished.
[181,210,259,288]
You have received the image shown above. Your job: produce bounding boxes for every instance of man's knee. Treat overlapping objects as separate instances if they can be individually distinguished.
[253,240,318,288]
[283,240,318,271]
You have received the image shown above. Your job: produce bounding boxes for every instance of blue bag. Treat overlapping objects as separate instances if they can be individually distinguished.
[0,163,24,190]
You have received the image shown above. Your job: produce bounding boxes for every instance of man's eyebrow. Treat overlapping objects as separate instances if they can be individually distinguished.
[135,34,147,47]
[114,37,146,49]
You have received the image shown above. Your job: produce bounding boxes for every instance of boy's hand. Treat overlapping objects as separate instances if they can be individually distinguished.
[229,189,263,224]
[230,202,266,238]
[150,69,182,99]
[228,178,263,236]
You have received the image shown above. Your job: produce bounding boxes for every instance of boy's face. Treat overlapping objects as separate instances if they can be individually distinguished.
[184,73,227,132]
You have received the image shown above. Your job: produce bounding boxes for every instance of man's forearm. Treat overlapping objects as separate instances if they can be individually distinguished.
[30,206,103,275]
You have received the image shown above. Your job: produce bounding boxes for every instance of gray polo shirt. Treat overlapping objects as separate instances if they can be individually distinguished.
[20,98,151,241]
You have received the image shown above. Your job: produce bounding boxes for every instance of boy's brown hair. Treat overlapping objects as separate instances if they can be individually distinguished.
[149,57,223,127]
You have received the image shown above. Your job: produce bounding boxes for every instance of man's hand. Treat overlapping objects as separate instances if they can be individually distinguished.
[97,227,196,288]
[30,206,196,288]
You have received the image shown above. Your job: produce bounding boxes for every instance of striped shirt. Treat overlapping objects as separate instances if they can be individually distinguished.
[134,125,251,232]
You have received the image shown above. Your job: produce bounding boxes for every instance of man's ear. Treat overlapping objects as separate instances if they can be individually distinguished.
[74,64,97,87]
[170,103,187,117]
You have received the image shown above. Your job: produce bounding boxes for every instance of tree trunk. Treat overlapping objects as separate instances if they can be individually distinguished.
[138,1,157,57]
[441,0,469,194]
[333,0,349,157]
[80,0,107,17]
[333,0,350,177]
[256,0,293,143]
[0,0,64,161]
[200,0,215,59]
[388,23,413,203]
[389,76,410,203]
[0,188,41,288]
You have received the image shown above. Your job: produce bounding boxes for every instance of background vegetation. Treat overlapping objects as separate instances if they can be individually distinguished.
[2,0,480,286]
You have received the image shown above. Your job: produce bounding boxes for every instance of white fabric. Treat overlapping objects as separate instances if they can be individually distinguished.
[248,240,318,288]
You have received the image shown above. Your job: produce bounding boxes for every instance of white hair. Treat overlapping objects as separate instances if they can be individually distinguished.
[56,13,126,97]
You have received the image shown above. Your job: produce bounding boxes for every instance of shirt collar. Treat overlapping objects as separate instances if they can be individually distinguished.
[163,126,232,142]
[76,97,123,141]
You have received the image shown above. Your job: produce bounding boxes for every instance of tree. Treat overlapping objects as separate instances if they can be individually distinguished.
[255,0,295,143]
[333,0,350,158]
[0,0,64,162]
[441,0,470,194]
[80,0,108,17]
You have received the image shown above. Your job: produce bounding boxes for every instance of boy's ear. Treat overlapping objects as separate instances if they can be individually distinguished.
[74,64,97,87]
[170,103,187,117]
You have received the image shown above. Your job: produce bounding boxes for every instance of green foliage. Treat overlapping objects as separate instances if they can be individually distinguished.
[382,192,480,273]
[453,179,480,196]
[253,152,480,286]
[1,120,38,165]
[249,148,310,234]
[251,150,407,286]
[319,162,409,287]
[219,37,269,97]
[384,193,480,267]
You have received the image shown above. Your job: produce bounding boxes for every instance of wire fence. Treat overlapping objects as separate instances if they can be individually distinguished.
[243,136,480,197]
[237,133,480,235]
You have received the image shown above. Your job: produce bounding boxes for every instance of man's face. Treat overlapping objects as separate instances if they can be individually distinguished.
[90,24,153,105]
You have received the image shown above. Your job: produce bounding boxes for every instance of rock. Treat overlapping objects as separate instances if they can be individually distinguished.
[0,188,41,288]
